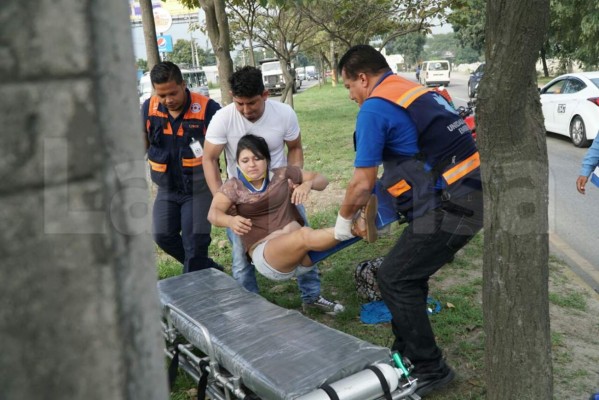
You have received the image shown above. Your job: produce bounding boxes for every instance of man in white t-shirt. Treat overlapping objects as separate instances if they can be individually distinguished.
[203,66,344,315]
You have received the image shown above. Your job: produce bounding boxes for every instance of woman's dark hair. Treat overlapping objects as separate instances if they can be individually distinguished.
[150,61,183,85]
[236,134,271,165]
[337,45,390,80]
[229,66,265,98]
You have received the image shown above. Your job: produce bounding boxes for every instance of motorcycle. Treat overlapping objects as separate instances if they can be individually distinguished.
[456,100,477,140]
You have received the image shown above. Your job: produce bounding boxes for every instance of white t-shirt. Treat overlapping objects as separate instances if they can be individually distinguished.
[205,100,301,179]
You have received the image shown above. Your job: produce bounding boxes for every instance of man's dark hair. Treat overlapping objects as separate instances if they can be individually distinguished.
[150,61,183,86]
[229,66,265,98]
[236,134,271,165]
[337,45,391,80]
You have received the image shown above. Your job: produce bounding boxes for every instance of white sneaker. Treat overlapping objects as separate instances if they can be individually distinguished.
[303,295,345,315]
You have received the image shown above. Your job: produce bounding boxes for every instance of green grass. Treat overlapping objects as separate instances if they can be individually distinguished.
[549,291,587,311]
[157,83,594,400]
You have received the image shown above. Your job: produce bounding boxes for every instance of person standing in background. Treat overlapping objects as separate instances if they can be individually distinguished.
[142,61,221,273]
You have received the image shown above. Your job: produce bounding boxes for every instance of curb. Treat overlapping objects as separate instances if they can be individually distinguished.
[549,233,599,302]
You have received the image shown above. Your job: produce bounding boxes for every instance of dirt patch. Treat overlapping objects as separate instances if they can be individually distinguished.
[304,181,346,214]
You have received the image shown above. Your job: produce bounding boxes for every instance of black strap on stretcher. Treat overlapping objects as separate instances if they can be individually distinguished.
[366,365,393,400]
[167,347,209,400]
[319,365,393,400]
[168,348,180,389]
[197,360,210,400]
[319,382,340,400]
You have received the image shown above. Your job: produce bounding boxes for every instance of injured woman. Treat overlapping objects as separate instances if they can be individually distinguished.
[208,134,377,281]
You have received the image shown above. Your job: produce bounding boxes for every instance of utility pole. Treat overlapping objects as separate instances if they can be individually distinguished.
[140,0,160,70]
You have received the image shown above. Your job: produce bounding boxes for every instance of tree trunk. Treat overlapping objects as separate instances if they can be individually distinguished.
[140,0,160,70]
[1,0,168,398]
[199,0,234,105]
[540,45,549,77]
[478,0,552,398]
[329,40,338,87]
[248,37,257,67]
[280,59,295,107]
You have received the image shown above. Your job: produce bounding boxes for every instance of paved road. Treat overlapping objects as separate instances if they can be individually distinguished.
[547,135,599,292]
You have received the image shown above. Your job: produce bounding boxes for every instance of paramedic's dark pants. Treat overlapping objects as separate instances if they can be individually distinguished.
[377,190,483,373]
[153,187,218,273]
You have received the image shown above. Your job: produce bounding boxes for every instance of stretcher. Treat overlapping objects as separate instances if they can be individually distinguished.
[158,269,419,400]
[158,182,418,399]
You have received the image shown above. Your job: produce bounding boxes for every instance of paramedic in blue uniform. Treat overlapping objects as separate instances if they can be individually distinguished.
[335,45,484,397]
[142,61,221,273]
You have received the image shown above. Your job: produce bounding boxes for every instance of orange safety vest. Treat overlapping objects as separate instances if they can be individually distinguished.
[145,91,212,193]
[368,74,481,219]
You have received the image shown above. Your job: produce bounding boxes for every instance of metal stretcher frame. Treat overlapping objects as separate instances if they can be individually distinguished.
[158,269,419,400]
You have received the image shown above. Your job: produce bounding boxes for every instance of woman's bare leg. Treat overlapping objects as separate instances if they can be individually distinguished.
[259,223,339,273]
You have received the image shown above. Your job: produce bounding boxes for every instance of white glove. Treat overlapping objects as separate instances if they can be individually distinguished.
[334,213,355,241]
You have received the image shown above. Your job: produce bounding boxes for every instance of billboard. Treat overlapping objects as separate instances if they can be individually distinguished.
[129,0,199,22]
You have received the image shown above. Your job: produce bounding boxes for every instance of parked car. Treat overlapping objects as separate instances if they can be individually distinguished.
[467,63,485,98]
[419,60,451,87]
[539,71,599,147]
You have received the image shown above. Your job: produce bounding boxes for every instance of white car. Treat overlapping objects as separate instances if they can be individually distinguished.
[540,72,599,147]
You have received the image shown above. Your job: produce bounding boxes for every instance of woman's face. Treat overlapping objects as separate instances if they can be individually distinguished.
[237,148,267,181]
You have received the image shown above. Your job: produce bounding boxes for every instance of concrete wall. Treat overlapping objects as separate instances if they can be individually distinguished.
[0,1,168,399]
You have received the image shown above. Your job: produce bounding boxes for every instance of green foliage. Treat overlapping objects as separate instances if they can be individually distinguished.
[447,0,486,53]
[385,32,426,65]
[136,58,148,72]
[549,0,599,68]
[170,39,194,65]
[423,33,482,64]
[169,39,217,67]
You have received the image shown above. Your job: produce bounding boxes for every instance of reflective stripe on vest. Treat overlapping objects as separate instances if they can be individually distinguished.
[370,75,431,108]
[182,157,203,167]
[149,160,167,172]
[442,151,480,185]
[147,93,209,136]
[396,85,432,108]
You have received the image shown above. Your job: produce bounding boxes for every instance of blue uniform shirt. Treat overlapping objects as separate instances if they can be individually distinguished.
[354,98,419,168]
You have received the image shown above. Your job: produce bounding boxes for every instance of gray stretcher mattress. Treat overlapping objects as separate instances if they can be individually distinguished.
[157,269,393,400]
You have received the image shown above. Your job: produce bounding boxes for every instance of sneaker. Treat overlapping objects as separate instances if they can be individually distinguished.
[351,194,378,243]
[302,295,345,315]
[412,362,455,397]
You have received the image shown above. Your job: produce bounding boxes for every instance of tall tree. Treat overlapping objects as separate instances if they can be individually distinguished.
[170,39,195,66]
[180,0,234,104]
[253,4,320,105]
[477,0,552,398]
[140,0,161,70]
[228,0,263,67]
[299,0,453,81]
